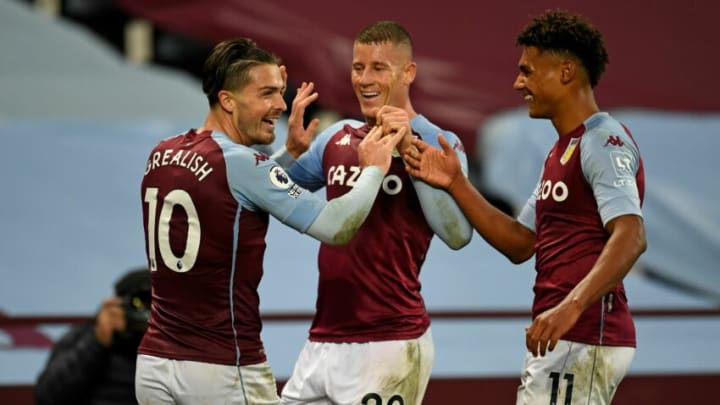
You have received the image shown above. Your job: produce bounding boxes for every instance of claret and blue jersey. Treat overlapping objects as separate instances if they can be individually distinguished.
[517,112,645,346]
[139,129,326,366]
[287,115,470,343]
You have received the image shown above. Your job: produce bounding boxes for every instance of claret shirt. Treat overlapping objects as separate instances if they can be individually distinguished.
[139,129,324,366]
[288,115,467,342]
[518,112,645,347]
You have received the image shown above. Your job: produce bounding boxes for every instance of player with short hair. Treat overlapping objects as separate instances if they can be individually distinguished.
[404,9,646,404]
[135,37,405,405]
[280,21,473,405]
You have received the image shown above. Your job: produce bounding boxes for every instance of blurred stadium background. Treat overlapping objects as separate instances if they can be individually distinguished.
[1,0,719,403]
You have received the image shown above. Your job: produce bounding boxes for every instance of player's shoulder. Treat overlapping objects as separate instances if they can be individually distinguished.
[582,113,637,154]
[411,115,463,148]
[206,131,271,167]
[316,118,364,142]
[151,129,191,151]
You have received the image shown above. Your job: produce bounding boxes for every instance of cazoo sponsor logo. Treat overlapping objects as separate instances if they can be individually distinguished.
[328,165,403,195]
[538,180,569,202]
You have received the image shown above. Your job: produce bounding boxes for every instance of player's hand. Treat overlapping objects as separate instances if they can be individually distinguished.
[375,106,413,154]
[286,81,320,158]
[525,300,583,357]
[404,134,462,189]
[358,126,406,174]
[95,296,126,347]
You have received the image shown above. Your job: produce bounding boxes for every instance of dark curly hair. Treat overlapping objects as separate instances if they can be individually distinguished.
[516,9,609,87]
[202,38,281,106]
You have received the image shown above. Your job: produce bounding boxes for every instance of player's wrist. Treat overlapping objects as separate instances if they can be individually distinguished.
[565,294,588,315]
[285,142,305,159]
[446,172,467,194]
[360,165,383,178]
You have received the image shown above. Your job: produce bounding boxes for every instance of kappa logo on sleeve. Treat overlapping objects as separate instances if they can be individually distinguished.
[269,166,291,189]
[254,152,269,166]
[604,135,625,147]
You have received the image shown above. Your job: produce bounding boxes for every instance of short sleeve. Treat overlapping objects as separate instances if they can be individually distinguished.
[214,134,327,232]
[517,178,540,232]
[580,129,643,226]
[288,119,363,191]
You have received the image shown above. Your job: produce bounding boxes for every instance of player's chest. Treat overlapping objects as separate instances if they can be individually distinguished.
[536,141,592,212]
[323,138,408,187]
[323,153,409,209]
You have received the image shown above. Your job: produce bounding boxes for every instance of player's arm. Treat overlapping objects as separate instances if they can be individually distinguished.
[553,214,645,319]
[285,81,320,158]
[525,131,646,356]
[525,214,645,356]
[412,179,473,249]
[405,135,535,262]
[377,110,472,249]
[567,214,646,311]
[264,81,321,169]
[236,127,405,245]
[410,131,472,249]
[286,119,363,191]
[300,126,406,244]
[303,165,382,244]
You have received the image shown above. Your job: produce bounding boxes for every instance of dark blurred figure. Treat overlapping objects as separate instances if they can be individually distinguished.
[34,268,151,405]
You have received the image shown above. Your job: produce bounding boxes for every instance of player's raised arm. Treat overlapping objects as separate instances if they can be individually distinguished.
[270,80,320,168]
[285,81,320,158]
[305,126,406,244]
[405,135,535,262]
[405,128,473,250]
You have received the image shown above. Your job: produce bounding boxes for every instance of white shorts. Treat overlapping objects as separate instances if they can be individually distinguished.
[516,340,635,405]
[281,328,434,405]
[135,354,280,405]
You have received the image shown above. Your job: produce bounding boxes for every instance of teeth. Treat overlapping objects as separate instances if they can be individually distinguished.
[524,94,533,101]
[362,92,379,97]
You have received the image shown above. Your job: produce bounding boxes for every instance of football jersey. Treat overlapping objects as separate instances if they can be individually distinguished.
[288,115,466,342]
[517,112,645,346]
[139,129,325,366]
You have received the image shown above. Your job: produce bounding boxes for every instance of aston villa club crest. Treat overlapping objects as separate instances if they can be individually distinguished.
[560,138,580,165]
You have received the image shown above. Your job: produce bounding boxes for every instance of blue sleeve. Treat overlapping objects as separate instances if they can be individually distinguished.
[517,177,540,232]
[414,121,470,176]
[581,128,643,226]
[409,115,473,249]
[214,134,326,233]
[287,119,364,191]
[269,146,295,169]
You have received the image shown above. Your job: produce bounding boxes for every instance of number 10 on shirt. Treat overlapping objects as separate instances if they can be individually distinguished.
[144,187,201,273]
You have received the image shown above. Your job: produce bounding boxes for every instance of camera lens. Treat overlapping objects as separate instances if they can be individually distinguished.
[123,294,150,335]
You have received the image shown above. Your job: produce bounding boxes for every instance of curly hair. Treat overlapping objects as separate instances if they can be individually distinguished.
[202,38,281,106]
[516,9,609,87]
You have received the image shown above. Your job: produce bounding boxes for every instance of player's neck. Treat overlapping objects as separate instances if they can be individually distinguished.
[199,109,246,145]
[404,101,418,120]
[552,89,599,137]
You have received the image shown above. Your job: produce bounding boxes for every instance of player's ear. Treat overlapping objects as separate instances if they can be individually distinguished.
[217,90,235,114]
[560,59,576,84]
[404,61,417,85]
